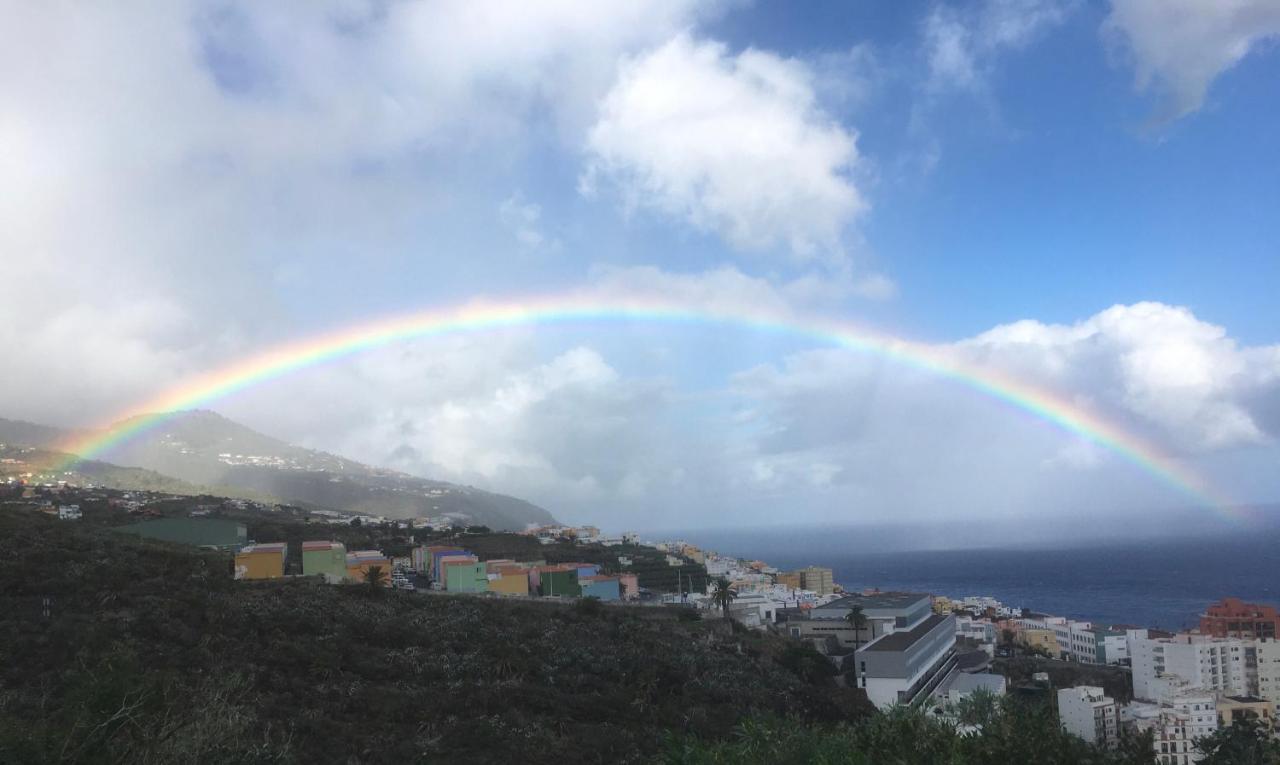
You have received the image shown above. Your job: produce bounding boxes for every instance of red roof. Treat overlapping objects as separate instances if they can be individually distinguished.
[302,540,341,551]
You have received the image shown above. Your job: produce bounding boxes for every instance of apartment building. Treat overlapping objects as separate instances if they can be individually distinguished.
[1200,598,1280,640]
[1057,686,1119,747]
[1131,634,1250,701]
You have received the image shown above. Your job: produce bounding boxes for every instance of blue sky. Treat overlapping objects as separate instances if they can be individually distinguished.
[3,0,1279,534]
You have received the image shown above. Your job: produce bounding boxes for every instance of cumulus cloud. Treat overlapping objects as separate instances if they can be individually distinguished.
[583,34,867,263]
[923,0,1076,92]
[0,1,706,426]
[726,302,1280,522]
[960,302,1279,450]
[1104,0,1280,120]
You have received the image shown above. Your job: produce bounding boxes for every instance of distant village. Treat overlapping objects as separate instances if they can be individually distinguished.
[6,473,1279,763]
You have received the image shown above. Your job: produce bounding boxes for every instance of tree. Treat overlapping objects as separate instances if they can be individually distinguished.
[1195,717,1280,765]
[710,578,737,622]
[844,605,868,651]
[362,565,388,590]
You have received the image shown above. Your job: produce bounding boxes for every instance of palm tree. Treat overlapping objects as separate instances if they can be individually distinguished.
[363,564,388,590]
[845,604,868,651]
[711,577,737,622]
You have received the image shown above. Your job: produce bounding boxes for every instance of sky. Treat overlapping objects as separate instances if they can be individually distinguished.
[3,0,1279,534]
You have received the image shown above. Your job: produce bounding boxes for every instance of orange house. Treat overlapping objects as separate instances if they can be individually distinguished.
[234,543,287,580]
[346,550,393,585]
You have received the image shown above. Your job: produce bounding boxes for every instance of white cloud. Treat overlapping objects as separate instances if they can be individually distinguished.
[1104,0,1280,120]
[961,302,1279,450]
[583,34,867,263]
[0,1,707,425]
[924,0,1075,92]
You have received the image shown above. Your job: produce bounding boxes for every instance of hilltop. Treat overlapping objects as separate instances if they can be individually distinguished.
[0,411,558,530]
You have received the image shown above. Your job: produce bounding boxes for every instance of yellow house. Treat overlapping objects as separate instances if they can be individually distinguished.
[932,596,954,614]
[234,543,287,580]
[489,568,530,596]
[1016,628,1061,656]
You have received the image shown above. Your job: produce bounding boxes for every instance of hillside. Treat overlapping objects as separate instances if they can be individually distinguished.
[0,411,558,530]
[0,508,868,763]
[0,444,279,502]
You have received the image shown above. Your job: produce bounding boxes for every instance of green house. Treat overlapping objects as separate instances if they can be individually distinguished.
[539,569,580,597]
[115,518,247,550]
[445,561,489,593]
[302,541,347,582]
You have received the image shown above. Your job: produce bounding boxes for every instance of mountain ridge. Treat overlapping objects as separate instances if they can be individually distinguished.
[0,411,558,530]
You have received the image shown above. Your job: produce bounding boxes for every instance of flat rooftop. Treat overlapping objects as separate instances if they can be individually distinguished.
[863,613,949,652]
[827,592,930,611]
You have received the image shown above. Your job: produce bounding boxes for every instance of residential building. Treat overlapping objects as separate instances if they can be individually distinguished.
[1217,695,1274,732]
[534,565,581,597]
[618,573,639,599]
[346,550,392,585]
[488,568,530,596]
[302,541,347,583]
[579,575,621,601]
[1057,686,1119,747]
[775,571,803,590]
[1200,598,1280,640]
[444,561,488,593]
[115,517,247,550]
[1131,634,1250,701]
[433,552,476,583]
[1125,702,1199,765]
[1017,628,1061,657]
[798,566,834,596]
[235,543,287,580]
[57,504,81,520]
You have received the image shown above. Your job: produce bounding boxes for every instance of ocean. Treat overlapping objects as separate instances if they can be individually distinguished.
[676,527,1280,631]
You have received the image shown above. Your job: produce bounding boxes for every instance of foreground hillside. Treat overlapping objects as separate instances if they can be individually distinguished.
[0,509,866,763]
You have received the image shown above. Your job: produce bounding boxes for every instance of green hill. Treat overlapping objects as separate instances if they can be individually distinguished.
[0,508,867,763]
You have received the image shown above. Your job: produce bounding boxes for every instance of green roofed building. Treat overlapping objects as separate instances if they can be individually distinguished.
[115,518,247,550]
[302,541,347,583]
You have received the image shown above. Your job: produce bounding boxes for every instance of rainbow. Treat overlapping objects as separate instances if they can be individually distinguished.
[49,294,1231,516]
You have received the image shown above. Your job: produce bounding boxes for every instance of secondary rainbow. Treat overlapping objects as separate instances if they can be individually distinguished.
[50,294,1230,517]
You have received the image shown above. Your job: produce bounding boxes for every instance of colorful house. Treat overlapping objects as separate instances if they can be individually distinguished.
[534,565,580,597]
[434,552,476,583]
[489,567,530,596]
[411,545,429,574]
[618,573,639,599]
[579,575,621,601]
[346,550,393,586]
[235,543,287,580]
[426,546,467,580]
[444,560,489,593]
[302,541,347,583]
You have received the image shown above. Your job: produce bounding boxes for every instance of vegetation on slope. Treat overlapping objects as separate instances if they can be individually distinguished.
[0,509,867,764]
[661,700,1160,765]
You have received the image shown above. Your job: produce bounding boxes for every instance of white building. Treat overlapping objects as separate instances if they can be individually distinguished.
[57,504,81,520]
[827,593,958,708]
[1131,634,1250,701]
[1057,686,1119,747]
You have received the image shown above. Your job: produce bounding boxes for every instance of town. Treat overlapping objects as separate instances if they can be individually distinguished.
[6,476,1277,764]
